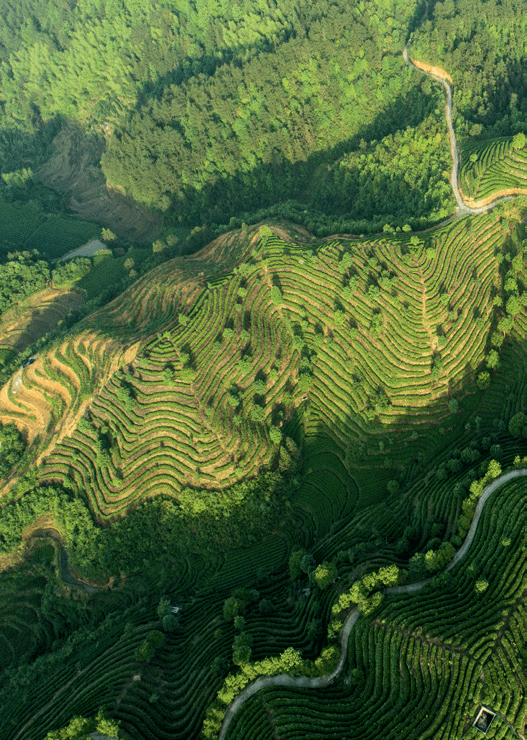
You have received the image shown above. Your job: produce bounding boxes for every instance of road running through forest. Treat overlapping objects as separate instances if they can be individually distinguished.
[402,46,516,216]
[218,467,527,739]
[30,528,101,594]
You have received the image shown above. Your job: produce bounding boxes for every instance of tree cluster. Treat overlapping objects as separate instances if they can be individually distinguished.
[0,421,25,478]
[0,251,49,316]
[410,0,527,142]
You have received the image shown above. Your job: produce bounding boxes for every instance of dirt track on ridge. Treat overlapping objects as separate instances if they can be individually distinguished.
[403,46,522,216]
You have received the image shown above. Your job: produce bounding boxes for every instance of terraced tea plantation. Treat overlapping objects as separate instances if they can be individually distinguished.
[0,207,526,740]
[228,477,527,740]
[0,200,100,260]
[460,136,527,204]
[0,213,506,524]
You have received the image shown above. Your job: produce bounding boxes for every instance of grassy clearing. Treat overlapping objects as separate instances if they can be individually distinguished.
[76,247,152,299]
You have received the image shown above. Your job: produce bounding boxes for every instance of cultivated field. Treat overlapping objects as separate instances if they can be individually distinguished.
[0,211,526,740]
[0,213,515,522]
[228,477,527,740]
[0,200,100,261]
[460,137,527,205]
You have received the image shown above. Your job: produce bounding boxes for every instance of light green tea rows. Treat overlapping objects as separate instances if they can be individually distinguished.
[461,137,527,202]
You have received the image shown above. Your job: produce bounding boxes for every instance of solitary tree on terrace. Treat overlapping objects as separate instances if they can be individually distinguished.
[512,132,526,150]
[313,561,338,589]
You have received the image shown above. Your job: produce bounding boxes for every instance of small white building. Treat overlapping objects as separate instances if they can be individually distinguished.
[473,707,496,734]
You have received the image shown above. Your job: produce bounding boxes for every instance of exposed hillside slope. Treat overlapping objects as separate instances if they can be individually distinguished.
[35,125,161,243]
[0,211,520,523]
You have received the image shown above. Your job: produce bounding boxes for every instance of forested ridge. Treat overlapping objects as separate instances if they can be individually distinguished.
[410,0,527,141]
[1,0,525,236]
[100,0,422,223]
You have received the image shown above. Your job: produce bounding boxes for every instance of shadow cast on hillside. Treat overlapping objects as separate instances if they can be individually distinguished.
[0,118,161,244]
[158,83,443,229]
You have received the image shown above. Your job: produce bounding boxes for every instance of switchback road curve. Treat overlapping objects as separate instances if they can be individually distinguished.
[219,468,527,740]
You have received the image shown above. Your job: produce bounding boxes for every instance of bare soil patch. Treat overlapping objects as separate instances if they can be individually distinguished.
[36,124,161,243]
[0,287,85,355]
[408,56,453,83]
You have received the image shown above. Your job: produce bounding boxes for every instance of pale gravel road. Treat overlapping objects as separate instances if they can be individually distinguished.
[402,45,515,216]
[218,469,527,739]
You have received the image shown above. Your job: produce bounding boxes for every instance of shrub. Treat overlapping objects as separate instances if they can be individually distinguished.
[0,422,25,478]
[223,597,241,621]
[512,132,526,149]
[52,257,91,286]
[386,480,400,494]
[270,286,283,304]
[253,379,266,394]
[152,239,167,253]
[448,398,459,413]
[162,614,179,632]
[250,404,266,422]
[477,371,491,389]
[313,561,337,589]
[269,426,282,444]
[486,459,502,479]
[289,549,307,580]
[134,630,165,661]
[339,252,353,272]
[509,412,527,438]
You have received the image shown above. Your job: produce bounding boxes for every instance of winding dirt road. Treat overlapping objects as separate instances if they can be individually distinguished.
[218,468,527,740]
[30,528,102,594]
[402,46,517,216]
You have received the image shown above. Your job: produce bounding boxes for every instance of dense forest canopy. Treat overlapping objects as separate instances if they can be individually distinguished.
[410,0,527,140]
[0,0,439,234]
[0,251,49,313]
[1,0,525,236]
[100,0,420,219]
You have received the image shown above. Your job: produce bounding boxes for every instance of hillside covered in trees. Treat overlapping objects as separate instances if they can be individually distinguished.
[0,0,524,239]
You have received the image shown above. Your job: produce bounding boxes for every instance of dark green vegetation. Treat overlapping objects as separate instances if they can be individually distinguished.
[228,478,527,740]
[411,0,527,142]
[0,0,524,241]
[0,251,50,315]
[0,422,25,478]
[0,206,526,738]
[0,0,527,739]
[0,200,99,262]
